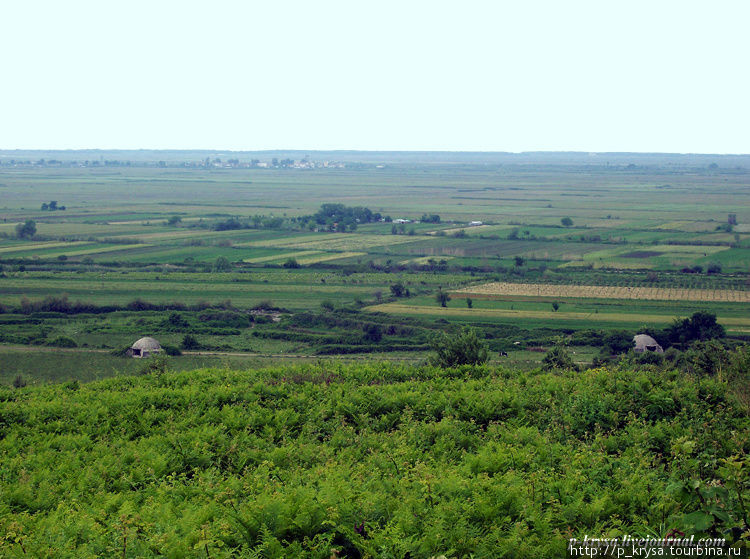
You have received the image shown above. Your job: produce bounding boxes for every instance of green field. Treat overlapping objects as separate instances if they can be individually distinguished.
[2,152,750,374]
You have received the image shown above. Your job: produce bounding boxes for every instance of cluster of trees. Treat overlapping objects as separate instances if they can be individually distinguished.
[299,204,383,233]
[420,214,441,223]
[15,220,36,239]
[664,310,725,346]
[391,223,414,235]
[680,264,723,274]
[389,282,409,297]
[40,201,65,211]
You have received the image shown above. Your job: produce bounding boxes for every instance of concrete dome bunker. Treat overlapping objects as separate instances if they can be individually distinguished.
[127,337,162,358]
[633,334,663,354]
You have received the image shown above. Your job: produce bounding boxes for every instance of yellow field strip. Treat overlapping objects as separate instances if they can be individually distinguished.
[236,234,419,250]
[0,241,89,254]
[295,251,366,264]
[560,261,657,270]
[453,282,750,303]
[365,303,750,327]
[242,251,322,264]
[42,244,148,257]
[106,230,214,241]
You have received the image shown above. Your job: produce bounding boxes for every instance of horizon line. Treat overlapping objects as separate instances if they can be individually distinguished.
[1,148,750,157]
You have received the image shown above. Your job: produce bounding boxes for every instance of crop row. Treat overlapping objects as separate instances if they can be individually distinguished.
[455,281,750,302]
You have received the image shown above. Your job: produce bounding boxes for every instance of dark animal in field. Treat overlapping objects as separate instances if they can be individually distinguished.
[499,351,508,357]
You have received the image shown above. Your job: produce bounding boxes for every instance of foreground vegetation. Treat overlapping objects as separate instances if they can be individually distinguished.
[1,359,748,558]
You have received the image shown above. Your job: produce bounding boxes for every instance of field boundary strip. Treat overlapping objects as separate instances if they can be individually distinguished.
[364,303,750,328]
[0,241,90,254]
[243,250,322,263]
[453,281,750,303]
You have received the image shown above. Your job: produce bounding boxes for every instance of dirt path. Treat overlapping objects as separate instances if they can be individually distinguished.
[0,344,420,361]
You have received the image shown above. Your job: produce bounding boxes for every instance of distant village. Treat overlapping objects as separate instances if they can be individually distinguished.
[0,157,346,169]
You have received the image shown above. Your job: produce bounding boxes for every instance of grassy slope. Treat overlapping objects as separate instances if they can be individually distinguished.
[0,363,746,558]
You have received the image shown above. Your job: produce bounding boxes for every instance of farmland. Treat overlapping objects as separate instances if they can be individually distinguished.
[1,150,750,380]
[454,281,750,303]
[2,151,750,557]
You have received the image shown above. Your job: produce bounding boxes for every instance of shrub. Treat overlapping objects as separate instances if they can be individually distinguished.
[47,336,77,348]
[15,220,36,239]
[214,256,231,272]
[161,344,182,356]
[602,330,633,355]
[283,258,300,269]
[253,300,276,311]
[390,283,406,297]
[542,346,578,371]
[138,354,169,375]
[435,290,451,307]
[666,311,725,346]
[429,328,489,367]
[166,312,190,328]
[362,323,383,342]
[180,334,200,350]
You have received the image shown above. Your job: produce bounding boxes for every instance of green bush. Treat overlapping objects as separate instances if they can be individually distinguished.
[429,327,489,367]
[161,344,182,356]
[542,346,578,371]
[46,336,77,348]
[180,334,200,350]
[137,354,169,375]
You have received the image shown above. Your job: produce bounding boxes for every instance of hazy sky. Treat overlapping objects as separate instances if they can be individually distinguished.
[2,0,748,153]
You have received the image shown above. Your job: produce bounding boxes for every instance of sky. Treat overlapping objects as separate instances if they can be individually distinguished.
[1,0,749,153]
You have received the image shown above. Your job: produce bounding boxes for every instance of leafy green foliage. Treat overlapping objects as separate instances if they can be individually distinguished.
[0,363,747,557]
[46,336,77,348]
[542,346,578,371]
[666,311,725,346]
[435,290,451,307]
[137,353,170,375]
[429,327,489,367]
[214,257,231,272]
[389,282,406,297]
[181,334,200,350]
[282,258,300,269]
[15,220,36,239]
